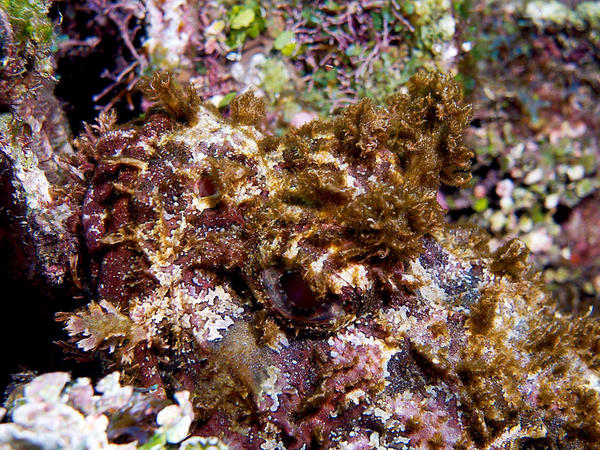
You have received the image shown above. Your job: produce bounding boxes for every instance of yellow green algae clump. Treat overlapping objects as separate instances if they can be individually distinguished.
[57,71,600,448]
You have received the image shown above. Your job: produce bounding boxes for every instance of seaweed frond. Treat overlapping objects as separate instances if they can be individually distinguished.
[138,72,201,123]
[229,90,266,127]
[57,300,149,364]
[387,70,473,188]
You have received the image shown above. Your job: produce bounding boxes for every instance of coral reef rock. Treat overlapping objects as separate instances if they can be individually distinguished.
[0,0,79,286]
[0,371,208,449]
[54,72,600,448]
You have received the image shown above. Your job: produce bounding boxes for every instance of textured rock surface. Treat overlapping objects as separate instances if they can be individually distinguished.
[0,0,79,286]
[0,371,217,449]
[50,73,600,448]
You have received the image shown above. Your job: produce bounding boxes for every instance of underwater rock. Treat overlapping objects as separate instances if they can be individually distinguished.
[565,193,600,268]
[0,371,209,449]
[0,0,79,286]
[44,72,600,448]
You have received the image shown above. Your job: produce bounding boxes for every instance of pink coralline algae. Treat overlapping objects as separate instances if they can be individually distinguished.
[54,72,600,448]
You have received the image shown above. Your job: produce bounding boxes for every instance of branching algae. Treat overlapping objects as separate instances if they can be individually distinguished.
[60,71,600,448]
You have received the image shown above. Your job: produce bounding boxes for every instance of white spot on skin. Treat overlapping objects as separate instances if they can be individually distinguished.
[372,407,392,422]
[588,373,600,393]
[425,385,437,397]
[345,389,366,406]
[369,432,380,448]
[204,316,235,341]
[260,366,282,413]
[328,263,371,294]
[310,252,329,274]
[408,259,448,303]
[282,236,301,261]
[188,286,242,342]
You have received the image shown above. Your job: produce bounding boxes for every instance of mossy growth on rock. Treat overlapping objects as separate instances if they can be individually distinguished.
[0,0,54,78]
[416,224,600,447]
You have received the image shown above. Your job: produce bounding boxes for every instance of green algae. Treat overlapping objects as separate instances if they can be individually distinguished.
[1,0,53,47]
[1,0,54,77]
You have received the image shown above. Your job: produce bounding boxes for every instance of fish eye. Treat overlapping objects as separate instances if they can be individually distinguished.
[258,268,344,327]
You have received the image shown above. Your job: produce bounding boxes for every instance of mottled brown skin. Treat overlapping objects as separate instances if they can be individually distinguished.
[61,72,600,449]
[78,71,471,330]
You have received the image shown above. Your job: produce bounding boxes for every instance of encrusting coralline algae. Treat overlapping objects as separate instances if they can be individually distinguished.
[2,71,600,448]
